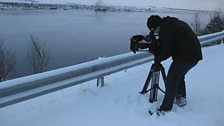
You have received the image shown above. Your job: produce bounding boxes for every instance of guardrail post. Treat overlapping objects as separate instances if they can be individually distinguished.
[97,76,104,87]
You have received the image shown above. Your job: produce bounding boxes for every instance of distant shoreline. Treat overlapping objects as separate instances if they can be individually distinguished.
[0,1,215,13]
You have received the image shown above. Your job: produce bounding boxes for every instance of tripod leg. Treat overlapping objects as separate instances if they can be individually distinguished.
[149,71,160,103]
[154,65,166,94]
[157,86,165,93]
[161,66,167,84]
[139,67,153,94]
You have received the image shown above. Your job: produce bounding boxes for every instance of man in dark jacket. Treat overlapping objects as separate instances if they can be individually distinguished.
[146,15,202,115]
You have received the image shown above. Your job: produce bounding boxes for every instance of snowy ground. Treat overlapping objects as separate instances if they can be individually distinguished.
[0,44,224,126]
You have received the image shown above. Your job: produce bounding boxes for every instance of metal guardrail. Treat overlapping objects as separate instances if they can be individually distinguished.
[0,52,153,108]
[199,31,224,46]
[0,31,224,108]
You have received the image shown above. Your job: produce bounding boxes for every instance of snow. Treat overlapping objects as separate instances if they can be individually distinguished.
[0,44,224,126]
[0,0,224,11]
[0,0,224,124]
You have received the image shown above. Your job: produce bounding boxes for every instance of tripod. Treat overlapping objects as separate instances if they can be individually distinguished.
[139,61,166,103]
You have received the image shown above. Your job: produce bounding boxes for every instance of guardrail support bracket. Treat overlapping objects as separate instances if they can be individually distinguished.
[97,76,104,87]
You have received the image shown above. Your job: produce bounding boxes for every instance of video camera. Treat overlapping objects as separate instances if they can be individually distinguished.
[130,31,160,55]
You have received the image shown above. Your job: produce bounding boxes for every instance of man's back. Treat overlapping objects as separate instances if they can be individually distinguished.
[159,16,202,62]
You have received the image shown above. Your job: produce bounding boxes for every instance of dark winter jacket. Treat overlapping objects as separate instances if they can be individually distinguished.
[157,16,202,62]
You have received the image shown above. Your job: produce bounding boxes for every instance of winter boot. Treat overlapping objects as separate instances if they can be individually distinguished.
[155,109,170,116]
[175,95,187,107]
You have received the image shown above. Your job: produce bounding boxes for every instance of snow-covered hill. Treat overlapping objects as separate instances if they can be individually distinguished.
[0,44,224,126]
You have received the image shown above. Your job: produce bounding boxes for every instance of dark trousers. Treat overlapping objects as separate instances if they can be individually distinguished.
[160,61,198,111]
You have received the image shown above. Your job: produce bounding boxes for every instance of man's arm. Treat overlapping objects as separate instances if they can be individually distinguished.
[157,31,173,61]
